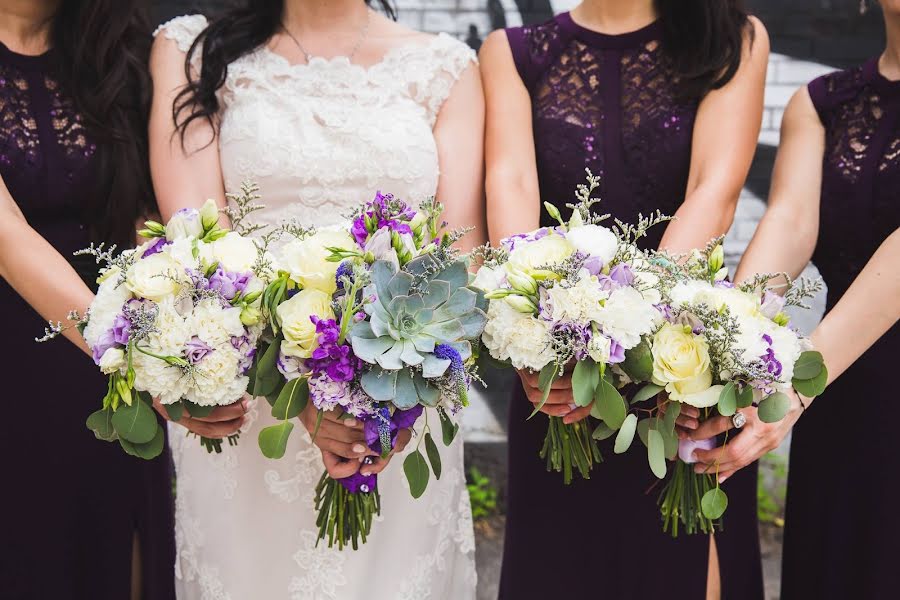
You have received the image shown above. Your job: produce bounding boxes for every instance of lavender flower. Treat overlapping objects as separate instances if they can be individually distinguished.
[92,329,119,365]
[185,336,214,365]
[208,268,252,301]
[141,238,168,258]
[609,263,635,287]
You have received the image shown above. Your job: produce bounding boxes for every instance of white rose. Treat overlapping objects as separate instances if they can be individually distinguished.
[98,347,126,375]
[565,224,619,266]
[471,265,506,292]
[277,288,335,359]
[165,208,203,241]
[650,322,717,407]
[209,232,258,273]
[162,238,206,270]
[507,233,575,278]
[126,252,184,301]
[282,230,356,294]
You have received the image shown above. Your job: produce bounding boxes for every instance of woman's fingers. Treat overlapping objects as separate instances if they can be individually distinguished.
[361,454,390,475]
[522,385,574,406]
[393,429,412,454]
[321,450,362,479]
[316,437,376,461]
[562,405,592,424]
[688,415,733,440]
[190,399,249,423]
[518,369,573,390]
[180,416,244,439]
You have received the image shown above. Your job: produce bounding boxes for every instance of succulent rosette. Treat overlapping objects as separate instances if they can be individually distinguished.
[614,241,828,536]
[252,191,486,550]
[475,173,670,484]
[55,197,270,457]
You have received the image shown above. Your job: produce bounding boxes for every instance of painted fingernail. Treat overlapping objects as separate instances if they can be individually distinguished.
[344,418,358,428]
[361,471,371,477]
[719,475,729,484]
[567,403,577,410]
[241,399,250,411]
[352,444,366,453]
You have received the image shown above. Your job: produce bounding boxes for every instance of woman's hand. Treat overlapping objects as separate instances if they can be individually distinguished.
[657,397,702,437]
[688,389,805,482]
[315,417,413,480]
[154,394,249,439]
[517,369,592,424]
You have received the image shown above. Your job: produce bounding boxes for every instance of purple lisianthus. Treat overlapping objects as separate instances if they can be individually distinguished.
[231,335,256,374]
[609,263,635,287]
[582,255,604,276]
[655,303,674,322]
[760,334,783,378]
[141,237,168,258]
[112,314,132,345]
[608,338,626,364]
[185,336,214,365]
[208,268,252,301]
[714,279,735,289]
[551,321,592,359]
[186,268,211,291]
[92,329,119,365]
[309,374,351,412]
[277,351,308,381]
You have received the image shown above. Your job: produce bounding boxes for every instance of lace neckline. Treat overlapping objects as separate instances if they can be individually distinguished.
[865,56,900,98]
[556,11,662,49]
[259,32,452,75]
[0,38,53,69]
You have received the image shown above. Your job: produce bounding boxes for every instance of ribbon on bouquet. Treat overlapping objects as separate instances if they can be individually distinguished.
[337,405,424,493]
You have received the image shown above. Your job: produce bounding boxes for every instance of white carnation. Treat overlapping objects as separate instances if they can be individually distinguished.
[766,323,803,386]
[186,344,248,406]
[471,265,506,292]
[482,300,554,371]
[188,300,245,347]
[132,348,188,404]
[565,224,618,266]
[544,276,608,323]
[593,286,660,350]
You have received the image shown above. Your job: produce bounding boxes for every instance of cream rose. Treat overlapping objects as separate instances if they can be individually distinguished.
[651,323,717,407]
[277,288,335,359]
[209,232,258,273]
[282,230,356,294]
[565,224,618,266]
[506,233,575,279]
[126,252,183,302]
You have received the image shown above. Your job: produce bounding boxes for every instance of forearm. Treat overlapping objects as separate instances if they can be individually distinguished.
[734,203,816,286]
[658,183,739,254]
[0,219,93,354]
[485,170,540,244]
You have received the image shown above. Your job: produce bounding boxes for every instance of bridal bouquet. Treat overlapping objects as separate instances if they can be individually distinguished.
[474,174,670,483]
[252,192,487,550]
[617,242,828,535]
[46,200,268,457]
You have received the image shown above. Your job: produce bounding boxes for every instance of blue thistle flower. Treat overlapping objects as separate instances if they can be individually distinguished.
[335,260,354,290]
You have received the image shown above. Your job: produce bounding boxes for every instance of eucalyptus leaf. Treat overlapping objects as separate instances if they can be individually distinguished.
[793,366,828,398]
[272,377,308,420]
[792,350,825,380]
[529,363,559,419]
[592,422,616,441]
[165,401,184,423]
[258,421,294,459]
[572,359,600,408]
[620,339,653,382]
[438,408,458,446]
[591,379,626,430]
[662,401,681,434]
[404,450,430,499]
[632,383,664,405]
[86,407,116,442]
[637,418,651,447]
[758,391,791,423]
[718,382,737,417]
[424,433,442,480]
[111,396,157,444]
[184,401,215,418]
[119,424,164,459]
[737,385,754,409]
[614,413,638,454]
[701,488,729,520]
[658,423,679,460]
[647,429,667,479]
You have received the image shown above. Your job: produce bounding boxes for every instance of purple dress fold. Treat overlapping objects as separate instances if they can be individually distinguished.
[780,59,900,600]
[0,41,175,599]
[500,13,763,599]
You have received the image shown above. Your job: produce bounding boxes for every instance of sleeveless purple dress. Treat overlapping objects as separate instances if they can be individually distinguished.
[780,59,900,600]
[500,13,763,599]
[0,42,175,599]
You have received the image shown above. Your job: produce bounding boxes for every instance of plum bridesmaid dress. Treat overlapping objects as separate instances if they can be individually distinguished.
[780,59,900,600]
[499,13,764,599]
[0,40,175,599]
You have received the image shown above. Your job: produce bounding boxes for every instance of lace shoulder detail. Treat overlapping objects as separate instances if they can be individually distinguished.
[505,17,567,90]
[153,14,209,54]
[807,65,866,127]
[396,33,476,125]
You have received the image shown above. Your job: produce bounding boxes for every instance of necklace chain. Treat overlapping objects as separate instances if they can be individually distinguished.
[281,9,371,63]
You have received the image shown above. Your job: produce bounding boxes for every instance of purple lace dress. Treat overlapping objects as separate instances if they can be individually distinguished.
[0,42,175,599]
[780,60,900,600]
[500,13,763,599]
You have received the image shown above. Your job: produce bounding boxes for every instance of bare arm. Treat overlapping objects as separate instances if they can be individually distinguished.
[481,30,541,245]
[433,62,487,252]
[658,17,770,253]
[148,32,227,222]
[0,175,92,354]
[734,87,824,285]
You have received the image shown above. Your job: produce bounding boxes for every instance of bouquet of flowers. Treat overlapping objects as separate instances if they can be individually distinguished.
[40,198,268,457]
[251,192,487,550]
[616,242,828,535]
[474,174,670,483]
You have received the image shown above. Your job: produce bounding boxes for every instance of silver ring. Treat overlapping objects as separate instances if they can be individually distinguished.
[731,412,747,429]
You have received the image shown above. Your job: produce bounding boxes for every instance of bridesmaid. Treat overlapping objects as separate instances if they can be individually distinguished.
[481,1,768,598]
[0,1,175,598]
[687,2,900,598]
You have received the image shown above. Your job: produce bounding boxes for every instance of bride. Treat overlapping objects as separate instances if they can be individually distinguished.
[148,1,485,598]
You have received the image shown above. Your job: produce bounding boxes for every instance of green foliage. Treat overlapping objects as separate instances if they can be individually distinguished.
[403,450,430,499]
[466,467,499,520]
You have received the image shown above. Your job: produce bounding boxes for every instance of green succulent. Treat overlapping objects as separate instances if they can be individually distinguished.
[351,257,487,409]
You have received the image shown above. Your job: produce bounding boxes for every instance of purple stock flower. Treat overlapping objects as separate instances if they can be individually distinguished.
[208,268,252,300]
[306,317,360,382]
[141,238,168,258]
[185,336,214,365]
[112,314,131,345]
[351,192,417,246]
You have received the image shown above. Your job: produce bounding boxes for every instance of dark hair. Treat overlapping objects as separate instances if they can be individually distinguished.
[175,1,396,142]
[655,0,754,99]
[51,0,155,248]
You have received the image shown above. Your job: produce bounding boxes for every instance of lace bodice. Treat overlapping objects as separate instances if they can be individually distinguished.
[808,58,900,309]
[157,15,475,233]
[506,12,698,249]
[155,15,478,600]
[0,40,97,253]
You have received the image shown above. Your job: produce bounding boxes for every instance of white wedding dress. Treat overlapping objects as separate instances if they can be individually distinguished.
[156,16,477,600]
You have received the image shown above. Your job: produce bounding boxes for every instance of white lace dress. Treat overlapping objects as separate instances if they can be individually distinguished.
[155,16,477,600]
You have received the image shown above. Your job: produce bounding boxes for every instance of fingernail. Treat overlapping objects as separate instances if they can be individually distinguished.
[352,444,366,453]
[344,418,358,428]
[241,399,250,411]
[358,457,365,462]
[361,471,371,476]
[687,419,698,429]
[567,403,576,410]
[718,475,728,483]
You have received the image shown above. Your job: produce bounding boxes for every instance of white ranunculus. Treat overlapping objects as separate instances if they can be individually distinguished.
[281,230,356,294]
[672,281,761,320]
[162,238,204,270]
[277,288,335,359]
[593,285,660,349]
[209,232,258,273]
[126,252,184,302]
[98,347,126,375]
[83,275,132,348]
[165,207,203,241]
[565,224,618,266]
[482,300,554,371]
[471,265,506,292]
